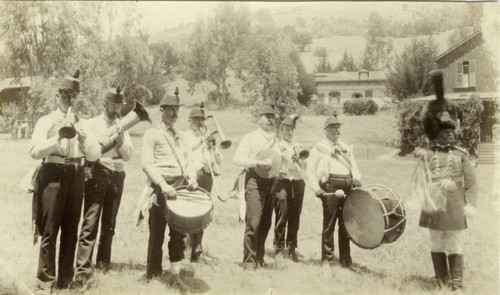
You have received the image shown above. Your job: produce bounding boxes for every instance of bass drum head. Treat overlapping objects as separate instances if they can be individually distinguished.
[166,187,213,234]
[343,189,385,249]
[254,149,282,179]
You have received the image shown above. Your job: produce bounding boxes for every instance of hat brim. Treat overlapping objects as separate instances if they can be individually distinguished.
[160,104,184,108]
[325,123,342,127]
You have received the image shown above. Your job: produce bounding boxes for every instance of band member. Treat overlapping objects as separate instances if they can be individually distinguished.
[74,86,134,285]
[29,70,101,291]
[141,91,197,293]
[273,114,307,262]
[306,113,361,268]
[233,104,281,270]
[183,107,222,262]
[413,70,478,291]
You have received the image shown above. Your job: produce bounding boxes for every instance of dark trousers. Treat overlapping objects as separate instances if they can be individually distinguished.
[320,175,352,264]
[189,171,213,260]
[147,183,185,277]
[273,179,305,250]
[35,163,85,289]
[76,163,125,277]
[243,169,275,267]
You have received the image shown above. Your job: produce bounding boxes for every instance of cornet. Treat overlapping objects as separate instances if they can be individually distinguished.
[59,106,78,139]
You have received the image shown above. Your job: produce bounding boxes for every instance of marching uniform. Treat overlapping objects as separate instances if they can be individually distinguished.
[140,92,196,293]
[414,70,478,291]
[183,108,222,262]
[273,116,306,261]
[75,87,134,282]
[233,105,280,269]
[30,71,101,290]
[306,116,361,268]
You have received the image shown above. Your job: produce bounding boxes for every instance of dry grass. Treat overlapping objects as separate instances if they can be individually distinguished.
[1,110,498,295]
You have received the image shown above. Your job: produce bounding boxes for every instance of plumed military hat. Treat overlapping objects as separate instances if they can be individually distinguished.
[58,70,81,93]
[281,114,300,129]
[189,108,205,118]
[105,86,124,103]
[324,110,342,128]
[420,70,459,141]
[160,86,184,107]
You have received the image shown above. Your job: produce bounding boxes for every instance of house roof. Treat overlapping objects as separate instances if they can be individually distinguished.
[314,71,386,83]
[435,30,482,63]
[0,76,34,92]
[413,91,499,102]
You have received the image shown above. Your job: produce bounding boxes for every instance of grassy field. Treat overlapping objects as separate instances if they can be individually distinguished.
[1,109,499,295]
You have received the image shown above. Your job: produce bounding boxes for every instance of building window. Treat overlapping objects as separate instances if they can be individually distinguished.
[456,60,476,89]
[352,92,363,99]
[365,90,373,98]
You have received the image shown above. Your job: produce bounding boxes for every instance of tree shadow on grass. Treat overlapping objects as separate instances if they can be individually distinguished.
[302,257,387,278]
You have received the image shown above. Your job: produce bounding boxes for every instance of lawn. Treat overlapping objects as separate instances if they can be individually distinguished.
[1,109,498,295]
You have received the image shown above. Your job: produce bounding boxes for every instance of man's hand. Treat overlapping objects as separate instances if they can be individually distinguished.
[315,189,326,200]
[463,204,478,217]
[256,159,272,171]
[114,127,125,147]
[160,182,177,200]
[99,137,114,148]
[205,135,216,149]
[276,188,287,201]
[201,165,212,176]
[353,179,362,188]
[187,178,198,191]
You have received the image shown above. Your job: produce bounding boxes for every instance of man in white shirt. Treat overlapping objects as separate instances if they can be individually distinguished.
[273,115,307,263]
[74,86,134,285]
[29,70,101,291]
[183,107,222,262]
[141,92,197,293]
[233,104,281,270]
[306,114,361,268]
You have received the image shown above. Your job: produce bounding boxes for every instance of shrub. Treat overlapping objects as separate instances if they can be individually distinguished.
[343,99,378,115]
[0,102,21,134]
[310,103,339,116]
[397,96,484,157]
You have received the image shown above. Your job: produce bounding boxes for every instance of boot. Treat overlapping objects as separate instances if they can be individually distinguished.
[448,254,463,291]
[169,274,191,293]
[431,252,449,287]
[288,248,299,262]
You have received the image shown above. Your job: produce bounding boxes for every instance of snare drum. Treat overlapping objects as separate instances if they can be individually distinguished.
[165,186,214,234]
[342,184,406,249]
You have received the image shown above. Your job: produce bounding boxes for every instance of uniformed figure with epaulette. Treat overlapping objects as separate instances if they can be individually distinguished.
[29,70,101,291]
[414,70,478,291]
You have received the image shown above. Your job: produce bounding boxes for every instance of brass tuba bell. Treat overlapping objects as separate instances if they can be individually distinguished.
[59,106,77,139]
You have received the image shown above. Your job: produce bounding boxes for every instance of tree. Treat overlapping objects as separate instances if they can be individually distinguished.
[364,12,393,71]
[234,27,300,126]
[206,3,251,108]
[314,47,333,73]
[385,37,438,101]
[290,49,315,106]
[334,50,357,72]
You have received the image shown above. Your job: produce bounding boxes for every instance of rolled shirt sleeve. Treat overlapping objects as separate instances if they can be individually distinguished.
[117,131,134,162]
[142,129,165,186]
[305,147,322,194]
[462,154,478,206]
[29,116,60,160]
[233,133,258,169]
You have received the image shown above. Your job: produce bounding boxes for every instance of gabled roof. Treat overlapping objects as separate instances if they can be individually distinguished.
[314,71,386,83]
[435,30,482,63]
[0,76,34,92]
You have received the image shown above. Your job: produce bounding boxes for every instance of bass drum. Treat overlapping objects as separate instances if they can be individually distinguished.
[342,184,406,249]
[165,186,213,234]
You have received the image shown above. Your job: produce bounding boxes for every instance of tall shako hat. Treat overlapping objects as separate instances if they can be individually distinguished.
[420,70,459,141]
[160,86,184,107]
[58,70,81,93]
[281,113,300,129]
[105,86,124,103]
[324,110,342,128]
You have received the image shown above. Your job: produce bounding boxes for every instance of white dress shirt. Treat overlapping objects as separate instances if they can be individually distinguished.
[30,108,101,162]
[183,128,221,173]
[306,137,361,194]
[233,127,280,169]
[278,140,305,180]
[85,114,134,171]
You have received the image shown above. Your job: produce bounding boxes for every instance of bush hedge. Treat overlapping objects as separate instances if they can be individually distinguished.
[398,96,484,157]
[343,99,378,115]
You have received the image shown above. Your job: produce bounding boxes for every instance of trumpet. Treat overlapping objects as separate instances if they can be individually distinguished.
[100,99,152,153]
[59,106,78,139]
[199,121,229,202]
[293,145,310,160]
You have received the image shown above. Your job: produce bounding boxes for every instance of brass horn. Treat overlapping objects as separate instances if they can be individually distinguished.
[59,106,77,139]
[205,115,231,149]
[100,100,152,153]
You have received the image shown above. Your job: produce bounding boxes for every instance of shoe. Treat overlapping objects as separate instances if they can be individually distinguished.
[242,262,256,271]
[321,260,334,268]
[169,274,191,293]
[72,274,87,289]
[140,273,160,283]
[288,249,299,262]
[340,257,353,268]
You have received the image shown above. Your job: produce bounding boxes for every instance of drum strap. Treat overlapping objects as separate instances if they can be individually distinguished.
[160,127,186,178]
[314,142,353,176]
